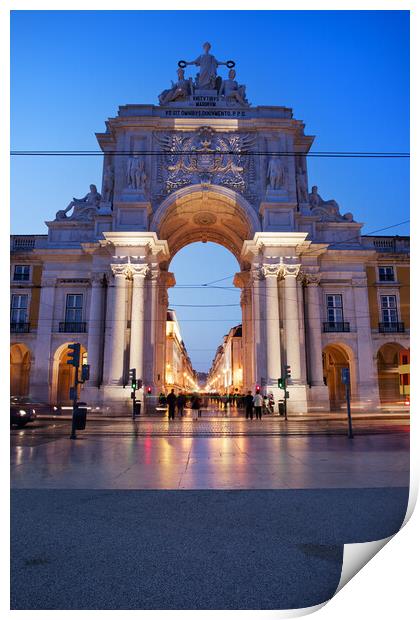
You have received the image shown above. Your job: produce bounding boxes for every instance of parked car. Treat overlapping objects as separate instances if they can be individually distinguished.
[10,396,38,427]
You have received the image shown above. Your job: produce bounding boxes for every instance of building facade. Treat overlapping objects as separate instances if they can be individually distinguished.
[10,44,410,413]
[207,325,243,394]
[165,309,197,392]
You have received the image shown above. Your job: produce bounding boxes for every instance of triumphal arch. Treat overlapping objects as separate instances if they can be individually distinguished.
[11,43,410,413]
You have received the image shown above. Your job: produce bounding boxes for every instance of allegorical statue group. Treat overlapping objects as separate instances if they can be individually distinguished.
[159,42,248,106]
[54,43,353,225]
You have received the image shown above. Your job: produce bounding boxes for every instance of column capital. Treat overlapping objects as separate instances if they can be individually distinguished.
[283,264,301,278]
[110,263,130,278]
[129,264,149,279]
[251,265,264,282]
[261,263,283,279]
[91,272,106,286]
[299,271,321,286]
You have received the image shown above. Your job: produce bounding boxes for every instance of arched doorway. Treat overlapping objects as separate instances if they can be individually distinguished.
[377,343,404,404]
[52,343,88,405]
[151,184,259,394]
[10,343,31,396]
[322,343,354,410]
[167,242,242,395]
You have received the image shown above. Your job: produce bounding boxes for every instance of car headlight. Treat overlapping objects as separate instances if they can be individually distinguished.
[18,410,27,417]
[32,409,36,414]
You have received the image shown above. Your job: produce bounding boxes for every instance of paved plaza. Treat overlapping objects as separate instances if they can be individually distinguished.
[11,414,409,490]
[11,414,410,609]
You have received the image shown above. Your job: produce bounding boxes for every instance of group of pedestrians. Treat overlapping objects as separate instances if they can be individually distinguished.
[165,389,202,420]
[244,391,265,420]
[161,388,273,421]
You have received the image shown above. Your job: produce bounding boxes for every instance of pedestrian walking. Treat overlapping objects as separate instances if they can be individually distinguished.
[253,391,263,420]
[191,394,201,420]
[176,391,186,418]
[244,390,254,420]
[166,389,177,420]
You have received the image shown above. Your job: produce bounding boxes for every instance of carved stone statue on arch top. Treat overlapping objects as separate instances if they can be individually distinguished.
[55,184,101,221]
[308,185,354,222]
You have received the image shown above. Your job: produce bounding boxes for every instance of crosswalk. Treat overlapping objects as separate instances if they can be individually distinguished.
[14,415,410,439]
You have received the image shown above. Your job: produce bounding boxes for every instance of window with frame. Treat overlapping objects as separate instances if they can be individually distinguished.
[326,294,343,323]
[380,295,398,323]
[10,294,28,323]
[13,265,30,281]
[65,294,83,323]
[378,266,395,282]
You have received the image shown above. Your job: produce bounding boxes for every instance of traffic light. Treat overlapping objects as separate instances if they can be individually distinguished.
[81,364,90,382]
[285,365,291,380]
[255,384,260,393]
[67,343,81,368]
[129,368,137,390]
[147,386,152,394]
[137,379,143,390]
[278,377,285,389]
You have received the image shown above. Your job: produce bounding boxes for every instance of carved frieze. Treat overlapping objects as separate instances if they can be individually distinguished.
[154,126,256,197]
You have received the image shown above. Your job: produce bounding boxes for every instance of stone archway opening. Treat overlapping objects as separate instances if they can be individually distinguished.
[322,343,354,411]
[10,343,31,396]
[166,242,243,397]
[151,185,258,268]
[52,343,88,405]
[377,342,404,404]
[151,185,258,398]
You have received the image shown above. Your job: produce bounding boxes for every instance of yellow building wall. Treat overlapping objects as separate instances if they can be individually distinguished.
[366,266,379,328]
[397,266,410,327]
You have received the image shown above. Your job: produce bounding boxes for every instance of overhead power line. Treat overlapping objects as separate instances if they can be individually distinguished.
[10,150,410,158]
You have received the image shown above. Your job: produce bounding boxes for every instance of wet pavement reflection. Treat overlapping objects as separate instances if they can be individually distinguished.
[11,417,409,490]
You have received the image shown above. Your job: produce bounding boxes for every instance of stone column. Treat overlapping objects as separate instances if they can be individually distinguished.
[30,276,56,401]
[283,264,302,383]
[240,286,253,391]
[105,264,128,385]
[304,273,324,386]
[261,264,283,385]
[129,265,149,379]
[86,274,105,387]
[234,270,253,391]
[352,277,380,407]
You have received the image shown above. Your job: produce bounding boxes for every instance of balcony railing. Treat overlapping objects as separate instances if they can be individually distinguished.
[10,322,30,333]
[323,321,350,333]
[58,321,87,333]
[378,274,395,282]
[378,322,405,333]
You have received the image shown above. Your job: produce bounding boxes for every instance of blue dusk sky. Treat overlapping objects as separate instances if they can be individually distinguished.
[10,10,409,373]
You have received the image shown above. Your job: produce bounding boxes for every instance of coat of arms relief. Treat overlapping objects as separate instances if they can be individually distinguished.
[154,127,256,198]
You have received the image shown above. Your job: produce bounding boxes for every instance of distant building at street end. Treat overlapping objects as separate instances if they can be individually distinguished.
[165,309,197,392]
[207,325,243,394]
